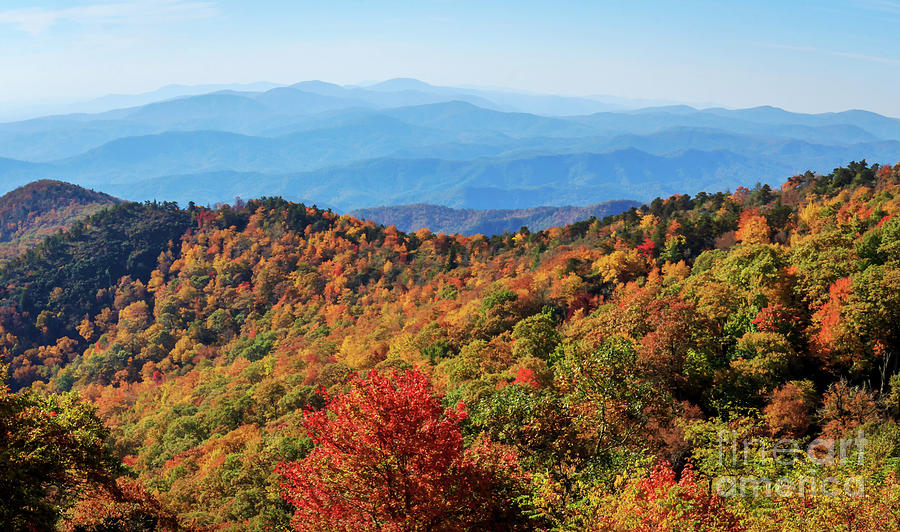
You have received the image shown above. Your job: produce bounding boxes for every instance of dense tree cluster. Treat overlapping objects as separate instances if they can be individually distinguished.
[3,161,900,529]
[0,363,175,531]
[0,201,191,388]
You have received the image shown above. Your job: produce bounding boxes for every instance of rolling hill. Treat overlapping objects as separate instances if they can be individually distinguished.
[0,180,121,260]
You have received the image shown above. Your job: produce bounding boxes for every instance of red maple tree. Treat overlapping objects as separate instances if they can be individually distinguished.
[277,369,526,531]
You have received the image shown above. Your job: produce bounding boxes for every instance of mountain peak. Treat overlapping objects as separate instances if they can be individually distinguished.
[366,78,436,92]
[290,80,344,91]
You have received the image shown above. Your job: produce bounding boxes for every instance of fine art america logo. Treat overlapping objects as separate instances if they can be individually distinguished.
[713,430,867,498]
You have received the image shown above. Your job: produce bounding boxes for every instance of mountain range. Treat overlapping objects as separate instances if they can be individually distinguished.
[1,78,899,214]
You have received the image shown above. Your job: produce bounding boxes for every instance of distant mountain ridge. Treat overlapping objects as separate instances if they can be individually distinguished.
[1,78,899,210]
[96,147,783,210]
[349,200,643,235]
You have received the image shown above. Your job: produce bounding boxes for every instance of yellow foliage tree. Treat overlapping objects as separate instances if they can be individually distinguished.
[592,249,646,284]
[736,209,771,245]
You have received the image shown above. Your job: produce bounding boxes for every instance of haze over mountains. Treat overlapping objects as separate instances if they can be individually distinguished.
[1,78,899,214]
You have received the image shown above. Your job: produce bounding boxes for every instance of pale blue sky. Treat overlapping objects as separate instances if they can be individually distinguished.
[1,1,900,115]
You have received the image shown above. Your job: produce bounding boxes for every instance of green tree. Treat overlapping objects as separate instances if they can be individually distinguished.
[511,310,561,361]
[0,365,119,529]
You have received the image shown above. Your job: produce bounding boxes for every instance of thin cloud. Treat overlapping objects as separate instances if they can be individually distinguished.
[0,0,218,36]
[860,0,900,15]
[761,42,900,67]
[831,49,900,67]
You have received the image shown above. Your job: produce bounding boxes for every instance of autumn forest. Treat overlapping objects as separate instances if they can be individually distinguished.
[3,161,900,530]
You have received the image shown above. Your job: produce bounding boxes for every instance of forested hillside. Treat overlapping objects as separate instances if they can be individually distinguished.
[0,180,120,261]
[3,161,900,530]
[349,200,641,235]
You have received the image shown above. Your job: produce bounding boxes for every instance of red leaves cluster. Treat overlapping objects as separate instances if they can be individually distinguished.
[194,209,217,228]
[601,461,744,531]
[752,303,798,335]
[512,367,540,387]
[813,277,852,353]
[277,369,525,531]
[636,237,656,258]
